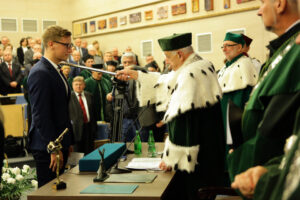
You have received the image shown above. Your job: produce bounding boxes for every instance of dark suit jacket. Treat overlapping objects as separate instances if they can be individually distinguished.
[0,62,23,94]
[28,57,73,151]
[17,47,25,65]
[69,91,96,142]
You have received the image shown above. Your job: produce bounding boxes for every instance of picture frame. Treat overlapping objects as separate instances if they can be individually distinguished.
[82,22,87,34]
[129,12,142,24]
[192,0,199,13]
[205,0,214,11]
[171,3,186,16]
[145,10,153,20]
[73,23,82,36]
[224,0,230,9]
[120,16,127,25]
[98,19,107,30]
[109,17,118,28]
[157,6,168,20]
[89,21,95,32]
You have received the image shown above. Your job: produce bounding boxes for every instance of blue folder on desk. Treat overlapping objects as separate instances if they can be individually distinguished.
[79,143,126,172]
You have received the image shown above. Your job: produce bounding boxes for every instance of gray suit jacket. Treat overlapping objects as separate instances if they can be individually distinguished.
[69,91,97,142]
[24,49,34,65]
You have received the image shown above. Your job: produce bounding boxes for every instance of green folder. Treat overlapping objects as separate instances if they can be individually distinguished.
[80,184,138,194]
[105,174,157,183]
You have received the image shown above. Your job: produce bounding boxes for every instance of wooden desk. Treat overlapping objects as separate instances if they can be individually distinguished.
[28,143,175,200]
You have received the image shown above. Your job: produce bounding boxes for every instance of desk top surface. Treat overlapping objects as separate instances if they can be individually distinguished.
[27,143,174,200]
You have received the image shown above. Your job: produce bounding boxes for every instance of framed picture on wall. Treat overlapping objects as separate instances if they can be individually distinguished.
[192,0,199,13]
[73,23,82,36]
[129,12,142,24]
[224,0,230,9]
[157,6,168,20]
[90,21,95,32]
[120,16,127,25]
[237,0,254,3]
[98,19,107,30]
[205,0,214,11]
[109,17,118,28]
[172,3,186,16]
[145,10,153,20]
[82,22,87,34]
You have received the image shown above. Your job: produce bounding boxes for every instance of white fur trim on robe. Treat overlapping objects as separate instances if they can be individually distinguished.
[162,137,199,173]
[136,53,223,123]
[218,55,258,93]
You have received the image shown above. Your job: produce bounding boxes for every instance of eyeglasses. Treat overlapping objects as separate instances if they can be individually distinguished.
[221,44,239,49]
[53,41,73,49]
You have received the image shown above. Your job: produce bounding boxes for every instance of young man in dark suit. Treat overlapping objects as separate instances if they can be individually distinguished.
[69,76,97,155]
[0,49,23,95]
[28,25,74,188]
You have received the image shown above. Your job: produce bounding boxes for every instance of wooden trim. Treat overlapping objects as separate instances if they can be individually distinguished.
[72,0,171,23]
[76,6,259,39]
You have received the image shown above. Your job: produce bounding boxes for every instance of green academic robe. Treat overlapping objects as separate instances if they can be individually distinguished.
[80,69,92,80]
[84,77,112,121]
[218,54,258,149]
[136,53,226,199]
[227,32,300,183]
[254,107,300,200]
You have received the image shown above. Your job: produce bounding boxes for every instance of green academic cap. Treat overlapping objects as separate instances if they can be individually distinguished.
[158,33,192,51]
[92,64,103,69]
[224,32,245,46]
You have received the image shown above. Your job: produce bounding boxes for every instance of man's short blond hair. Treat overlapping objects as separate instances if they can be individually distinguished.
[72,76,85,83]
[43,25,71,48]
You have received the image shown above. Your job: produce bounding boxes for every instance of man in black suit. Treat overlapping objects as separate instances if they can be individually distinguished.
[69,76,97,155]
[0,49,23,95]
[74,38,88,60]
[28,25,74,188]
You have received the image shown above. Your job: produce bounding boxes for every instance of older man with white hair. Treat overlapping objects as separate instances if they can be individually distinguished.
[117,33,225,199]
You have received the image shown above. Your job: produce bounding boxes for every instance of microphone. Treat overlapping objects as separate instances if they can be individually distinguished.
[109,106,149,174]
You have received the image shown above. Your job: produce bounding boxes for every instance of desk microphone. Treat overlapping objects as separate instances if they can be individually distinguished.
[109,105,149,174]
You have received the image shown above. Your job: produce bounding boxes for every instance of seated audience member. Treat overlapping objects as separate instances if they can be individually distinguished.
[0,49,23,94]
[85,64,112,122]
[69,76,97,155]
[241,34,262,74]
[103,51,113,69]
[116,33,225,199]
[4,44,20,64]
[227,0,300,191]
[17,38,28,66]
[74,38,88,59]
[92,40,103,58]
[111,47,121,64]
[124,46,139,65]
[80,54,94,80]
[145,54,154,64]
[69,50,84,78]
[87,44,103,64]
[0,44,4,63]
[24,39,36,65]
[1,36,10,48]
[60,65,73,89]
[145,60,160,72]
[106,60,118,72]
[24,52,42,77]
